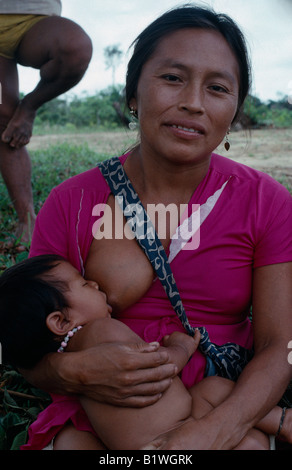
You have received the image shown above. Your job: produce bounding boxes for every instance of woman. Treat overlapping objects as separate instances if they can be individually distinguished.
[23,6,292,449]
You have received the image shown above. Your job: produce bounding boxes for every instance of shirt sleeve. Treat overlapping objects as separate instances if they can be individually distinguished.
[253,182,292,268]
[30,187,70,259]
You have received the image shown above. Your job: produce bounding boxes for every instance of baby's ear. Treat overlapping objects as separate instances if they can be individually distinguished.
[46,311,71,335]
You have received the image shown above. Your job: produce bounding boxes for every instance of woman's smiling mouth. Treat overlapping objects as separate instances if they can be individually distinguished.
[171,124,203,134]
[166,122,206,140]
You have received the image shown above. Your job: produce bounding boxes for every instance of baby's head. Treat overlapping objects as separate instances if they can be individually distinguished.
[0,255,111,368]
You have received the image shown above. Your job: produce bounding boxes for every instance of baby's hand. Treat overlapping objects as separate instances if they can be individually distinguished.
[162,330,201,370]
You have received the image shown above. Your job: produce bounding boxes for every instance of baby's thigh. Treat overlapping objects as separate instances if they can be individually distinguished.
[53,422,105,450]
[189,376,235,418]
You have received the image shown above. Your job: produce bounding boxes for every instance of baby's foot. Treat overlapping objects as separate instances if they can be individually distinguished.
[2,101,36,148]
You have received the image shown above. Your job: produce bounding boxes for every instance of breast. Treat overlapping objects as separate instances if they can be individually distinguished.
[85,195,155,314]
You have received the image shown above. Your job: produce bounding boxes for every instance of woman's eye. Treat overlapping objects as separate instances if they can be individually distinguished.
[163,74,181,82]
[210,85,228,93]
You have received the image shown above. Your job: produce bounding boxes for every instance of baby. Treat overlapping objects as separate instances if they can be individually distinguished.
[0,255,290,450]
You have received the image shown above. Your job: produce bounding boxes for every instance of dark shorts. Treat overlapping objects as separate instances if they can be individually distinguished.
[0,14,47,59]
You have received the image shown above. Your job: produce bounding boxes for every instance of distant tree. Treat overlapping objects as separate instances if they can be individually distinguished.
[104,44,123,86]
[244,94,292,128]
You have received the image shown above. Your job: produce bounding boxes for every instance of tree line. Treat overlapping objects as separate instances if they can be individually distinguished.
[33,85,292,131]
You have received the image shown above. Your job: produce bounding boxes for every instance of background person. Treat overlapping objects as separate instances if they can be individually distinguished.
[0,0,92,247]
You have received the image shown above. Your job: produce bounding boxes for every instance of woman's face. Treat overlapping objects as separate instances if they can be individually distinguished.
[130,28,240,167]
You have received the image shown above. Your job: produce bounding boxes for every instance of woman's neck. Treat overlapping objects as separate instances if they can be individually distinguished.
[124,145,211,206]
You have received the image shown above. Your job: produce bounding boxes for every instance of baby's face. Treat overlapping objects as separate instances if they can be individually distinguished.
[51,261,112,322]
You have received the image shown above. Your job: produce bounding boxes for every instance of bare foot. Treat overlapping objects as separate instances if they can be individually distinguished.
[15,219,35,246]
[2,101,36,149]
[0,218,35,252]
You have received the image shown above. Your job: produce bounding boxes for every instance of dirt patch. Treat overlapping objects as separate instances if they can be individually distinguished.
[28,130,137,156]
[28,128,292,189]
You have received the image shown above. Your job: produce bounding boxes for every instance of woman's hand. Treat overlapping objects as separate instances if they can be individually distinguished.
[50,341,177,407]
[141,416,222,450]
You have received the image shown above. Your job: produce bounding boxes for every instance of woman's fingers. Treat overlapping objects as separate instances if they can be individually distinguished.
[73,342,178,406]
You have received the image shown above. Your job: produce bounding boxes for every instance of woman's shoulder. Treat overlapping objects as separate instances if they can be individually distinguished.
[211,153,291,196]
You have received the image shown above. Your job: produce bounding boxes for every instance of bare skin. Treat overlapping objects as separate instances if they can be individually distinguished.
[0,16,92,244]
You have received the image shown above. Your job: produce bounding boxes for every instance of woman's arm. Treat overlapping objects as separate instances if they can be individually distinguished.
[20,319,200,408]
[20,341,178,407]
[211,262,292,448]
[144,262,292,449]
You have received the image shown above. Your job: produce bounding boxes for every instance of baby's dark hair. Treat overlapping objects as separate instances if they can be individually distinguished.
[0,255,69,369]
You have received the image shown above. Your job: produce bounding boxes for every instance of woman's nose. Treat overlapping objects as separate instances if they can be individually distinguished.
[179,83,205,114]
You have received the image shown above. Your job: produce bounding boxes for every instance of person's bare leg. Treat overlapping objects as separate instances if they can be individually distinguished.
[191,377,292,444]
[0,143,36,245]
[142,376,270,450]
[0,56,36,245]
[2,16,92,149]
[190,376,269,450]
[53,422,106,450]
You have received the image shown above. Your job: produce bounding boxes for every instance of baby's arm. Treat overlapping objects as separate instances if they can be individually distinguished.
[162,330,201,372]
[67,318,199,371]
[66,318,200,449]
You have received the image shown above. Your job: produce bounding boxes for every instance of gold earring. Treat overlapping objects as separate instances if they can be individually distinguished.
[224,129,230,151]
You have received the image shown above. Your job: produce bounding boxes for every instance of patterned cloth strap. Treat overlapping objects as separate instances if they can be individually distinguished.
[97,157,253,381]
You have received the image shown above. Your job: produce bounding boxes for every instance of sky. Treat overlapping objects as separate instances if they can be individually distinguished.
[18,0,292,103]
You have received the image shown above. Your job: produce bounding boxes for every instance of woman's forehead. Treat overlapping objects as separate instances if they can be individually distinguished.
[142,28,240,78]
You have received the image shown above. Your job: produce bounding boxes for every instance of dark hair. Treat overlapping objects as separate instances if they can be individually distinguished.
[126,4,251,123]
[0,255,69,369]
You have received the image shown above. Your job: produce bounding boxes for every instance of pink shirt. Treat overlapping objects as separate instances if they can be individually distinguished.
[30,152,292,383]
[24,153,292,450]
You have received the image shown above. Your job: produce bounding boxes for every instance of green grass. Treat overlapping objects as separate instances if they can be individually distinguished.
[0,142,107,272]
[0,366,51,450]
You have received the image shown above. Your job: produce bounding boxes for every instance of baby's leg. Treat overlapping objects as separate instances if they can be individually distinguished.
[189,376,234,419]
[81,375,192,450]
[53,422,105,450]
[189,376,271,450]
[190,376,292,442]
